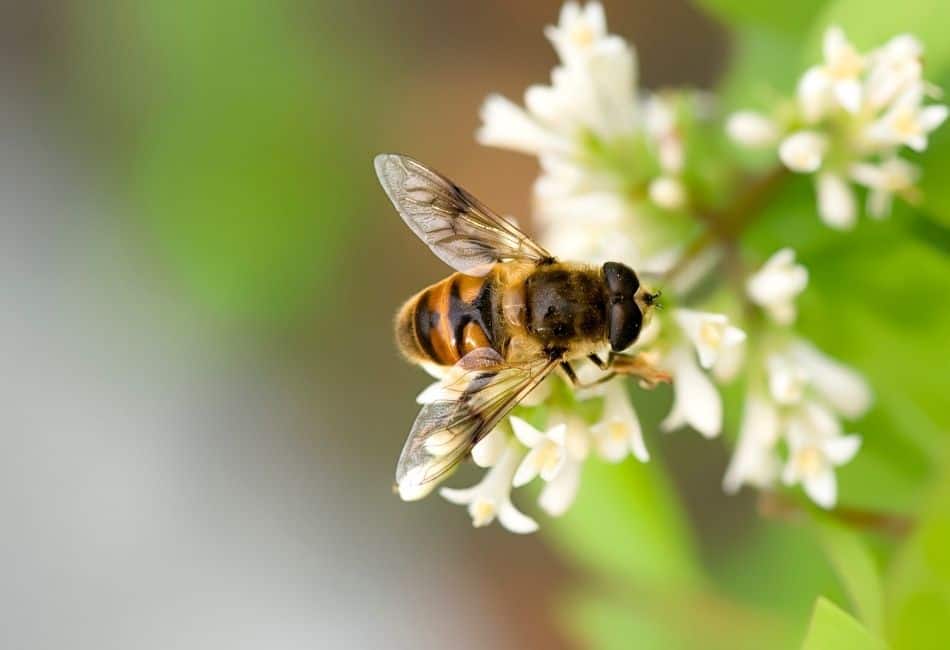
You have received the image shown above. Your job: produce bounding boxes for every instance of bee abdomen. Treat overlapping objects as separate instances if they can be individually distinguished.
[395,272,497,368]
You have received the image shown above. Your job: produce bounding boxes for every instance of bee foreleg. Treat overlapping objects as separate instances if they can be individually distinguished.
[587,353,609,370]
[607,352,671,389]
[560,361,617,390]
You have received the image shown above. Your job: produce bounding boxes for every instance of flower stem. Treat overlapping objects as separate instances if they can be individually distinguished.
[757,491,914,538]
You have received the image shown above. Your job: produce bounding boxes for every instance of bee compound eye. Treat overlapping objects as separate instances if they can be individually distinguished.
[608,301,642,351]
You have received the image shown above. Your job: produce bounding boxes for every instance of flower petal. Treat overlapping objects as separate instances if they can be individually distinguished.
[539,459,582,516]
[497,500,539,534]
[803,468,838,509]
[472,427,508,468]
[510,415,543,447]
[824,434,862,465]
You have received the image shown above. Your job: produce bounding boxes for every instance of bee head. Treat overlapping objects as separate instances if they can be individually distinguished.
[601,262,645,351]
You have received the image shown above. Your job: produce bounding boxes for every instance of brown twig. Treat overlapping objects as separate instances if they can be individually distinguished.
[757,491,915,538]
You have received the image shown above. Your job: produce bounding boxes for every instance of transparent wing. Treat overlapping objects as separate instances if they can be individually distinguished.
[374,153,554,275]
[395,348,560,491]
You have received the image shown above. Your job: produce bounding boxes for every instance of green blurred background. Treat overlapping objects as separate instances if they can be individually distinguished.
[1,1,947,648]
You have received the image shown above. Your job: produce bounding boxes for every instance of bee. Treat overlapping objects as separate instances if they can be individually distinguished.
[376,154,666,498]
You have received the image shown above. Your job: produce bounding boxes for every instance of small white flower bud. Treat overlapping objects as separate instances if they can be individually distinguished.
[816,172,857,230]
[779,131,827,173]
[648,176,686,210]
[726,111,779,148]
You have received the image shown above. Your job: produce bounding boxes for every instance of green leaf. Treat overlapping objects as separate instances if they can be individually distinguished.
[801,597,887,650]
[694,0,828,36]
[718,28,804,112]
[886,452,950,650]
[542,454,703,589]
[917,73,950,228]
[806,0,950,79]
[813,517,885,634]
[70,0,380,323]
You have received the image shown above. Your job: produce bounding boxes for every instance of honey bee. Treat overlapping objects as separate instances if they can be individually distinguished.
[376,154,666,497]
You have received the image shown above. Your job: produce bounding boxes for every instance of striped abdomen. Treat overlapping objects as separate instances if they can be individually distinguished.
[395,271,498,368]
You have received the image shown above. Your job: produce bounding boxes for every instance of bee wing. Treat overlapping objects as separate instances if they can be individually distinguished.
[374,154,554,276]
[395,347,560,498]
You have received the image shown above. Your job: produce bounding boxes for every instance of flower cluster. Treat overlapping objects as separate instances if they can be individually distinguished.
[728,27,948,229]
[724,249,871,507]
[398,2,940,533]
[477,1,697,268]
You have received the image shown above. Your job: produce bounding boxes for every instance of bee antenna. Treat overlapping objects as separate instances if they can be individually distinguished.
[648,290,663,310]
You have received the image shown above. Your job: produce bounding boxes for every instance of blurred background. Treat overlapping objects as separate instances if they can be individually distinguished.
[1,1,947,649]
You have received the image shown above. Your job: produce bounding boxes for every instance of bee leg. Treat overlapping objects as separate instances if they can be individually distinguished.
[607,352,671,389]
[560,361,617,390]
[587,353,609,370]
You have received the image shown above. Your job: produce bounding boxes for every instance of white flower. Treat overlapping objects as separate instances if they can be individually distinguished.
[726,111,779,148]
[591,379,649,461]
[440,443,538,533]
[648,176,686,210]
[661,345,722,438]
[746,248,809,326]
[850,156,920,218]
[789,340,872,419]
[783,419,862,509]
[866,34,923,110]
[779,131,827,173]
[712,335,746,383]
[539,457,583,517]
[477,94,570,156]
[674,308,746,370]
[538,412,590,516]
[766,352,809,406]
[723,393,781,493]
[510,416,568,486]
[800,27,865,116]
[866,84,948,151]
[472,426,508,468]
[644,95,684,173]
[545,1,608,65]
[816,171,857,230]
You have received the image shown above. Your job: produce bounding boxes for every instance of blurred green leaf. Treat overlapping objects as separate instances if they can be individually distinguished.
[886,452,950,649]
[694,0,827,36]
[542,454,703,588]
[917,73,950,228]
[71,0,379,323]
[561,591,676,650]
[813,517,885,634]
[718,28,803,112]
[801,597,887,650]
[806,0,950,78]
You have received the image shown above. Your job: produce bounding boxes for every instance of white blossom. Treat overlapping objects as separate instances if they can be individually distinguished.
[783,416,862,509]
[591,379,649,461]
[674,308,746,370]
[766,352,809,406]
[661,345,722,438]
[779,131,827,173]
[866,84,948,151]
[816,171,858,230]
[726,111,779,148]
[866,34,923,110]
[723,393,781,493]
[850,157,920,218]
[510,416,569,486]
[788,340,872,419]
[472,426,508,468]
[648,176,686,210]
[539,412,590,516]
[797,26,866,119]
[441,443,538,533]
[746,248,809,326]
